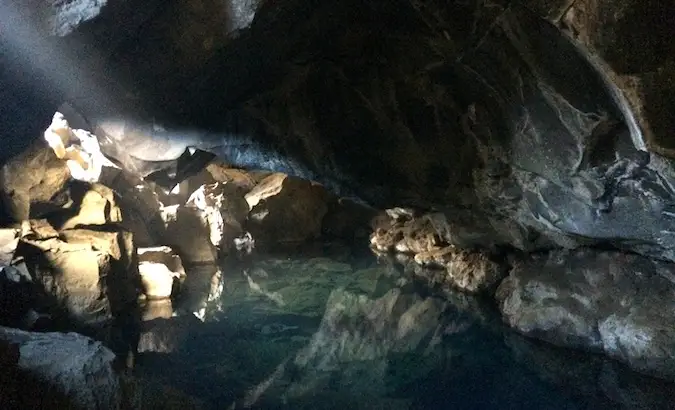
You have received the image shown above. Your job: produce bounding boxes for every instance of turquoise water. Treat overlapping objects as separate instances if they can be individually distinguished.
[137,244,675,409]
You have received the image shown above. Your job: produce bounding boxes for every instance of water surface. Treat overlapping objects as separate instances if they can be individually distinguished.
[137,243,675,410]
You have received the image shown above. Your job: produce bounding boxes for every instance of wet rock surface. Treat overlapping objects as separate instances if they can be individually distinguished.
[497,248,675,381]
[370,209,507,294]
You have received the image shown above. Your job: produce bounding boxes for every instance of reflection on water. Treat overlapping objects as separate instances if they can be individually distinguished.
[135,243,675,410]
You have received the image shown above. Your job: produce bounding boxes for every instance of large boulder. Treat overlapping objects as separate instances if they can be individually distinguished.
[0,326,125,409]
[244,173,329,247]
[16,221,140,328]
[496,248,675,381]
[0,138,70,222]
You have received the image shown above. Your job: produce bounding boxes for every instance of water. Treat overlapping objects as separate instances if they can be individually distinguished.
[136,243,675,410]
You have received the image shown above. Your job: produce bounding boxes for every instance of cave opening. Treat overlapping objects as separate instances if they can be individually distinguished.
[2,0,675,408]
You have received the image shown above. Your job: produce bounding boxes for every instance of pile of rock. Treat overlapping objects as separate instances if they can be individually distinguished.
[369,208,506,294]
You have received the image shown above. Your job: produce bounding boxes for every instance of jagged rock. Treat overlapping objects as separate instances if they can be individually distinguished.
[161,205,218,264]
[414,247,506,294]
[244,173,329,246]
[49,182,123,230]
[105,171,167,248]
[138,246,186,300]
[17,224,140,328]
[0,138,70,222]
[370,211,442,254]
[496,248,675,381]
[187,162,257,195]
[0,326,124,409]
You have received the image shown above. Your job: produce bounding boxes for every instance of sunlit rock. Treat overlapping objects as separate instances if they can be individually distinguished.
[161,205,218,264]
[0,228,20,265]
[187,161,257,196]
[43,111,119,184]
[245,173,329,247]
[497,248,675,381]
[0,326,124,409]
[138,246,186,300]
[17,223,139,328]
[50,182,123,230]
[0,137,70,222]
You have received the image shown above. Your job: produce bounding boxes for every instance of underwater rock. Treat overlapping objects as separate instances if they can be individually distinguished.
[138,315,201,354]
[497,248,675,381]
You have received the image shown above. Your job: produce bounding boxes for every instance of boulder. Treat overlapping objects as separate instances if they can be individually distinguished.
[244,173,329,246]
[496,248,675,381]
[370,211,442,254]
[17,223,140,328]
[0,326,124,409]
[0,228,20,265]
[138,246,186,300]
[0,138,70,222]
[187,162,257,195]
[49,182,123,230]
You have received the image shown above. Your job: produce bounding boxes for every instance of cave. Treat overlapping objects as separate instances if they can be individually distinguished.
[2,0,675,408]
